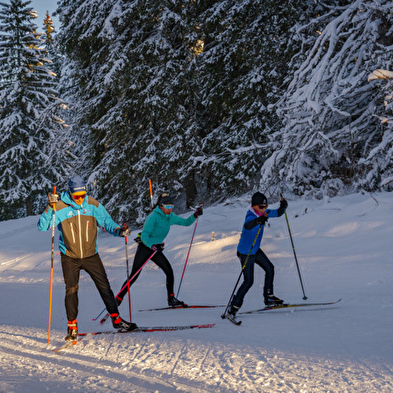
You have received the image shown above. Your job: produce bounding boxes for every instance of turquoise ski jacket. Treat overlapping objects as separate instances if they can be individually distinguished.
[37,191,120,259]
[141,206,196,249]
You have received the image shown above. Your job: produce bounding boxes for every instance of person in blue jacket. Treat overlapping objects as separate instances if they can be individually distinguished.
[227,192,288,318]
[116,193,203,307]
[37,175,137,341]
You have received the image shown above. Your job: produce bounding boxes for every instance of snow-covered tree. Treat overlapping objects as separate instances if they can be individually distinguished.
[55,0,202,222]
[367,68,393,189]
[261,0,393,197]
[0,0,71,219]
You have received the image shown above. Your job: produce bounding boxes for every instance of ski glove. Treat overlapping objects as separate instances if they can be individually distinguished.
[256,215,268,226]
[193,206,203,218]
[48,192,59,205]
[152,243,165,252]
[117,225,131,237]
[280,198,288,210]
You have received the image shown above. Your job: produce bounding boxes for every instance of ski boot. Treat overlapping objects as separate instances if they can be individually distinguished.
[264,295,284,306]
[111,313,138,331]
[168,293,186,307]
[65,319,78,341]
[225,305,241,325]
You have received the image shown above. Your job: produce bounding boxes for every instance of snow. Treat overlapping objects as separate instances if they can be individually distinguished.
[0,192,392,392]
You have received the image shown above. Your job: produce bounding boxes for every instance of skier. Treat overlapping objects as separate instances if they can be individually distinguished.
[37,175,137,341]
[226,192,288,320]
[116,193,203,307]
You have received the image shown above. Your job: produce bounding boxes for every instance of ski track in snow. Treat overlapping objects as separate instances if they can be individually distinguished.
[0,324,392,392]
[1,192,393,392]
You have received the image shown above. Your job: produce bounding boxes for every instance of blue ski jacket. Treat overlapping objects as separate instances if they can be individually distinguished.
[141,206,196,249]
[237,206,285,255]
[37,191,120,259]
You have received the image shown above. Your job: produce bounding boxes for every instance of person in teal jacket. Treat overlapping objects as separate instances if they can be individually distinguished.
[37,175,137,341]
[116,193,203,307]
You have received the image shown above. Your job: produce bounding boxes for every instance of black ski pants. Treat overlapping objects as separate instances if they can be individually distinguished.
[117,242,174,303]
[61,253,119,321]
[231,248,275,309]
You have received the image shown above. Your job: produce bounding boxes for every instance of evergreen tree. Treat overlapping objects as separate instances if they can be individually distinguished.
[261,0,393,197]
[0,0,71,219]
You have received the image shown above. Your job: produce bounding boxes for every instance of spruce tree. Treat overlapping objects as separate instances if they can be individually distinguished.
[261,0,393,197]
[0,0,70,219]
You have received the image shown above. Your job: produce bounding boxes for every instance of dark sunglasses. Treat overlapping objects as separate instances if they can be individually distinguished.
[259,204,267,209]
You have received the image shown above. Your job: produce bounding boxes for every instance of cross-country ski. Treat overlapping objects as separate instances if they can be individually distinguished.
[139,304,225,312]
[238,299,342,315]
[52,324,216,352]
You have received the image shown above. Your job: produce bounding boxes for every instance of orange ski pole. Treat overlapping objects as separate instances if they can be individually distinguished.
[47,186,56,345]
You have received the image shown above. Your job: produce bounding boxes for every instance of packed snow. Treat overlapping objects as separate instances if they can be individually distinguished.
[0,192,392,392]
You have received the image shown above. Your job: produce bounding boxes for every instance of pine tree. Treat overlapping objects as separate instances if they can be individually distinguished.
[0,0,71,219]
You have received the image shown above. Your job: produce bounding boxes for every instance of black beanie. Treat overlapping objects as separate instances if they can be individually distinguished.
[251,192,268,206]
[158,193,173,205]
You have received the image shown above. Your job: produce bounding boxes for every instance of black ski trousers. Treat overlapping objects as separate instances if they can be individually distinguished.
[61,253,118,321]
[232,248,275,309]
[117,242,174,303]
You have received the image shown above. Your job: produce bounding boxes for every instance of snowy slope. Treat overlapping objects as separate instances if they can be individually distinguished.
[0,192,392,392]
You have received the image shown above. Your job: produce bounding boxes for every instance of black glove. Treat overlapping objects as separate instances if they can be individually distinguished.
[47,192,59,206]
[280,198,288,210]
[117,225,131,237]
[134,232,142,244]
[193,206,203,218]
[256,215,268,225]
[152,243,165,252]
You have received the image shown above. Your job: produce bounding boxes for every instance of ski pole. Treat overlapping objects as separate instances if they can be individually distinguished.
[176,216,199,298]
[124,224,132,321]
[284,210,307,300]
[117,249,157,298]
[47,186,56,345]
[148,179,154,209]
[93,249,157,322]
[221,224,263,319]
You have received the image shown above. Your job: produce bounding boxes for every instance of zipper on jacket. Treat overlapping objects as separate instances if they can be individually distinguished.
[86,221,89,242]
[77,211,83,258]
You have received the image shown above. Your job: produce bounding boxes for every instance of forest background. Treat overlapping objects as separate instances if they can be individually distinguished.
[1,0,392,224]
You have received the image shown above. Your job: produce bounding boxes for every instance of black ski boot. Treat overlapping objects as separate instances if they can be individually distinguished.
[226,305,241,325]
[111,313,138,331]
[264,295,284,306]
[65,319,78,341]
[168,293,186,307]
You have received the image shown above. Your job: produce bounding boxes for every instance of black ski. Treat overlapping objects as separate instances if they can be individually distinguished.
[238,298,342,315]
[52,323,216,352]
[139,304,225,312]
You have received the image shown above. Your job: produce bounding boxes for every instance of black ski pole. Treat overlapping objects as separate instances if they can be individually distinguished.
[221,224,263,319]
[284,210,307,300]
[123,223,132,321]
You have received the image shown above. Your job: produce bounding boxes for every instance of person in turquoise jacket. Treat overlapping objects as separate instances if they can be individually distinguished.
[37,175,137,341]
[227,192,288,320]
[116,193,203,307]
